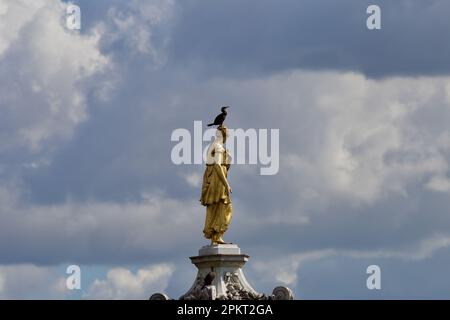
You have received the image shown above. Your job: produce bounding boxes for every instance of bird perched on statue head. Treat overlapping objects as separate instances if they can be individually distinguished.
[207,106,230,127]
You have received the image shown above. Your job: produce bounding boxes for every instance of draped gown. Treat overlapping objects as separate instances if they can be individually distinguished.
[200,143,232,242]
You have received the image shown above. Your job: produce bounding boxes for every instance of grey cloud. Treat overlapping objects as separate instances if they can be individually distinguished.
[169,0,450,78]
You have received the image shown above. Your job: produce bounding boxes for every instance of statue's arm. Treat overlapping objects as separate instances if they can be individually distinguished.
[213,147,231,193]
[213,164,230,191]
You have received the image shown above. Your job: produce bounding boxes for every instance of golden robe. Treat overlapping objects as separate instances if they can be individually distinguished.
[200,161,232,241]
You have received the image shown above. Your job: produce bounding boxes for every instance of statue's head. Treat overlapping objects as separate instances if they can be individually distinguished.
[216,126,228,143]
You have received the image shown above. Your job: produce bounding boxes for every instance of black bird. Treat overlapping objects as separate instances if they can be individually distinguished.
[207,106,229,127]
[201,268,216,290]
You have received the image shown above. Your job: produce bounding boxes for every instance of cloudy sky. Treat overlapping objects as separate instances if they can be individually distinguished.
[1,0,450,299]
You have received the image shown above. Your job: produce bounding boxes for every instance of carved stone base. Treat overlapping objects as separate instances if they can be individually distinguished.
[150,244,294,300]
[177,244,294,300]
[179,244,259,300]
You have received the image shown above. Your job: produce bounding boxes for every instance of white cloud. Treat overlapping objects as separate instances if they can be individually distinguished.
[182,172,202,188]
[0,264,66,299]
[0,262,176,300]
[0,0,109,154]
[298,73,449,203]
[102,0,173,63]
[425,175,450,192]
[252,249,335,286]
[86,263,174,299]
[352,234,450,261]
[0,0,45,57]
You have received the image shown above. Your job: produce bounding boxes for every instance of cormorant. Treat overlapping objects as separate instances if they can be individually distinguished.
[201,268,216,289]
[207,106,229,127]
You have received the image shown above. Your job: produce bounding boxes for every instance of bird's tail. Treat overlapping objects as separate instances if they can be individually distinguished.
[207,123,214,127]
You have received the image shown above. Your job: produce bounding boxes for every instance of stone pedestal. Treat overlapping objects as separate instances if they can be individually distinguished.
[181,244,262,300]
[150,243,294,300]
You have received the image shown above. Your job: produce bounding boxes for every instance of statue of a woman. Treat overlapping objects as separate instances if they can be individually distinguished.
[200,126,232,245]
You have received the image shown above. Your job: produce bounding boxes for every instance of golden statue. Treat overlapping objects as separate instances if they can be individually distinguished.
[200,126,232,245]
